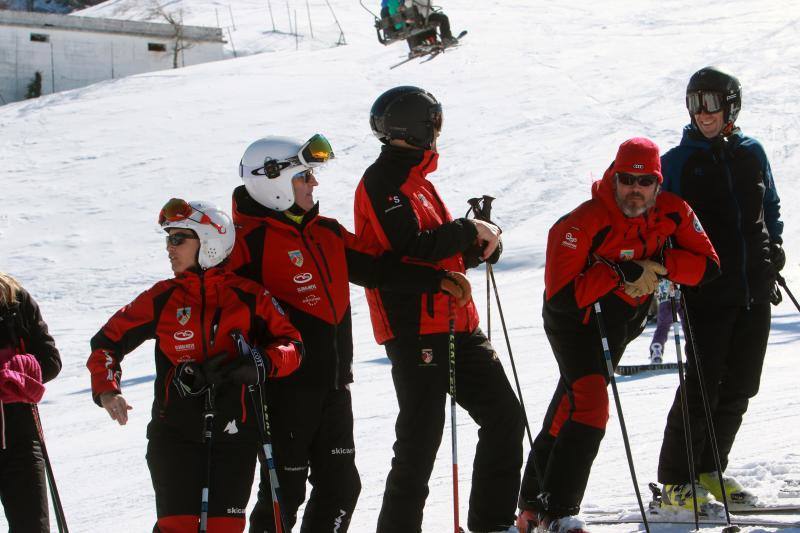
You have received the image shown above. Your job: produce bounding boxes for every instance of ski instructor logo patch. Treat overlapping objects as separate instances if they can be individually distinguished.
[288,250,304,267]
[176,307,191,326]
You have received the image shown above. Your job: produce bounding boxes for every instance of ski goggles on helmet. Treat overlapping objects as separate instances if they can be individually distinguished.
[260,134,335,179]
[158,198,226,234]
[616,173,658,187]
[165,232,199,246]
[686,91,724,115]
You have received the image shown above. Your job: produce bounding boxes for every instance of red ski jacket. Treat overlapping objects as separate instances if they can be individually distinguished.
[354,146,481,344]
[87,266,301,443]
[544,164,720,324]
[229,186,446,388]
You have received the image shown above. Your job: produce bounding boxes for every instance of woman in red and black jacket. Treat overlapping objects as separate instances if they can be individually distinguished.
[233,135,469,533]
[0,272,62,533]
[87,199,302,533]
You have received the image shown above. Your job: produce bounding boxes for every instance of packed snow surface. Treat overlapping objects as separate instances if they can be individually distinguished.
[2,0,799,531]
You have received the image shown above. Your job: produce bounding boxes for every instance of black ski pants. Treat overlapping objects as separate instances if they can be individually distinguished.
[0,433,48,532]
[147,433,257,532]
[249,386,360,533]
[658,302,771,483]
[520,302,648,518]
[376,328,524,533]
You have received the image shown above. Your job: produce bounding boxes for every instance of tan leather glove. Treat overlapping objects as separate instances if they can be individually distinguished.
[621,260,667,298]
[440,271,472,307]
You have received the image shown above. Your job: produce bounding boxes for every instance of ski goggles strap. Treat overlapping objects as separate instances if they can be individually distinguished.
[686,91,724,115]
[158,198,226,234]
[159,197,194,225]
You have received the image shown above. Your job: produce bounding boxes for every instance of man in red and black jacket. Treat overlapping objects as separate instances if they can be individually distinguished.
[515,138,720,532]
[355,86,524,533]
[232,134,470,533]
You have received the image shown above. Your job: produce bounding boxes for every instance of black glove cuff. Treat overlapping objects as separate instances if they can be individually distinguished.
[616,261,644,282]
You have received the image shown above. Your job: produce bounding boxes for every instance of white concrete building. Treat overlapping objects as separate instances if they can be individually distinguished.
[0,10,224,105]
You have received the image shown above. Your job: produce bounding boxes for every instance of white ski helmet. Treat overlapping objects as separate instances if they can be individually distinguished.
[159,198,235,269]
[239,134,335,211]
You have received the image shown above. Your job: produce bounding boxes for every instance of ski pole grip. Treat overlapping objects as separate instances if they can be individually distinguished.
[481,195,495,220]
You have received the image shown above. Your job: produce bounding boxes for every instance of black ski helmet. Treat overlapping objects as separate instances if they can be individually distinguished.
[370,86,442,150]
[686,66,742,128]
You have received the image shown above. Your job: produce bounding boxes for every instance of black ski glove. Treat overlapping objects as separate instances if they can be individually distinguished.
[173,362,209,398]
[770,243,786,272]
[771,283,783,306]
[203,350,270,386]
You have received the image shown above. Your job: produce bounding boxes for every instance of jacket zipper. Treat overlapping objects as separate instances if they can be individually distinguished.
[721,148,751,308]
[302,232,340,389]
[200,272,209,359]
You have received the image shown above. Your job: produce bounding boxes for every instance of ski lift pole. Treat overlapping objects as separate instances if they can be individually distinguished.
[323,0,346,45]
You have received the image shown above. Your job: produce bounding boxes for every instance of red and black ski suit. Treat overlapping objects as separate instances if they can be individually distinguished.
[229,185,447,533]
[519,165,720,518]
[355,145,525,533]
[87,266,302,533]
[1,285,62,533]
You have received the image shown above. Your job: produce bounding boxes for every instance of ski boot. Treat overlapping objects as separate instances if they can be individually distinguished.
[699,471,759,507]
[535,513,589,533]
[515,509,538,533]
[649,343,663,364]
[661,482,724,516]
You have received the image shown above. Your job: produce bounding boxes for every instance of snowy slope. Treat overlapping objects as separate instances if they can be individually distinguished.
[2,0,800,531]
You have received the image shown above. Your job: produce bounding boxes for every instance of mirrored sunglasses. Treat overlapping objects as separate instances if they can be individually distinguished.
[292,169,315,183]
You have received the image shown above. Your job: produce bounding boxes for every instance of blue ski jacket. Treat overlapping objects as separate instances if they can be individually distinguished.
[661,125,783,306]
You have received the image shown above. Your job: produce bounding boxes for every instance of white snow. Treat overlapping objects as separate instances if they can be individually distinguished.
[2,0,799,531]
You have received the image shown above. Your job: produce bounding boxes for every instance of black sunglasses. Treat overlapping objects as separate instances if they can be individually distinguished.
[166,233,199,246]
[616,173,658,187]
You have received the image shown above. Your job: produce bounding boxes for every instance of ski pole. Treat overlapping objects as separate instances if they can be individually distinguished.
[31,404,68,533]
[678,290,740,533]
[593,301,650,533]
[231,331,287,533]
[666,283,701,529]
[777,274,800,313]
[467,197,534,448]
[199,386,216,533]
[448,297,462,533]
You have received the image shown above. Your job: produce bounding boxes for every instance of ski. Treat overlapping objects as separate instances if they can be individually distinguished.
[585,514,800,528]
[615,362,678,376]
[728,503,800,514]
[389,30,467,69]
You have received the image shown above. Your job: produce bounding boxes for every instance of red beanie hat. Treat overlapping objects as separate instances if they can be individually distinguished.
[612,137,663,183]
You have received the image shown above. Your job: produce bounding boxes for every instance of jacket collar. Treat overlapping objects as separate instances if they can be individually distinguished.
[377,145,439,187]
[680,124,744,150]
[232,185,320,233]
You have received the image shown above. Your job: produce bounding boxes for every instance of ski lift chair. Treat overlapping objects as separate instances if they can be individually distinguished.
[375,4,440,51]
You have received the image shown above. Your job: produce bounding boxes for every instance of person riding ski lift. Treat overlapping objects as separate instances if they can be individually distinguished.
[377,0,458,50]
